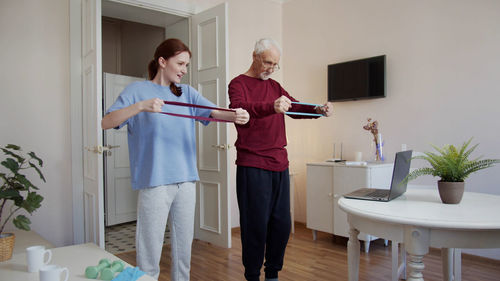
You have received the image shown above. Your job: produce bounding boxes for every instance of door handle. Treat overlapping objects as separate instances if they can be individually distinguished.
[211,144,232,150]
[84,145,120,154]
[85,145,102,154]
[102,145,120,156]
[103,145,120,150]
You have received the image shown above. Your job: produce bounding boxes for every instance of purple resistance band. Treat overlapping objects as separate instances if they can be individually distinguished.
[160,100,236,122]
[159,100,324,121]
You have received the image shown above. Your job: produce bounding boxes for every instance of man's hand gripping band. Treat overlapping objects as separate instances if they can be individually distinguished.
[285,102,325,117]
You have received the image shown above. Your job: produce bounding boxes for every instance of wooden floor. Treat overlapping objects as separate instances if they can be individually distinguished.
[116,222,500,280]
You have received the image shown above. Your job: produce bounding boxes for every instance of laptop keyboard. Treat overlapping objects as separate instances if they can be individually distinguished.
[366,189,389,197]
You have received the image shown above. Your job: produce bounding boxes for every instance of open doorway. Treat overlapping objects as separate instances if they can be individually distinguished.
[101,0,188,254]
[73,0,230,249]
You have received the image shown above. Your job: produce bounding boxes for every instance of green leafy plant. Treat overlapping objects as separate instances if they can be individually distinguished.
[0,144,45,233]
[406,138,500,183]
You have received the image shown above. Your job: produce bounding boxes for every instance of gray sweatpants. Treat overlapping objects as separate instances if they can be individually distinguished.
[136,182,196,281]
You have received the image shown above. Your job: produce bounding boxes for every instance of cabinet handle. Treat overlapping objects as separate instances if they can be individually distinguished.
[328,193,333,197]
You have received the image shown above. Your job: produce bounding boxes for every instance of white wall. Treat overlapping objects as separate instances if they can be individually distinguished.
[0,0,73,246]
[282,0,500,259]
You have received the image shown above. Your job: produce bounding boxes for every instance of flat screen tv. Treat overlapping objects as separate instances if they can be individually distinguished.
[327,55,386,102]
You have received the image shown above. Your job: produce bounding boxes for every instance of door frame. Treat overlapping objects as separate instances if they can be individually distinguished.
[69,0,197,244]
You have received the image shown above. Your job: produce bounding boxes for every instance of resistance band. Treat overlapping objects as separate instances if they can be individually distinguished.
[160,100,236,122]
[285,102,324,117]
[159,100,324,121]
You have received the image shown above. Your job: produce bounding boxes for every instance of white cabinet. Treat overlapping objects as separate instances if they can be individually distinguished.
[306,165,335,234]
[306,162,393,250]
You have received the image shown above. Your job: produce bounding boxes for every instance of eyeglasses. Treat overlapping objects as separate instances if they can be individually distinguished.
[258,56,280,71]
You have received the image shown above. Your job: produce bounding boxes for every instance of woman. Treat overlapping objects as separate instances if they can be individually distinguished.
[102,38,249,281]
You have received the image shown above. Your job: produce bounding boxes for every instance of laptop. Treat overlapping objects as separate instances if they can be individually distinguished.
[343,150,413,201]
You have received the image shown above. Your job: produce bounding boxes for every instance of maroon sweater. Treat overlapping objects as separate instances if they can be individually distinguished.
[228,74,317,171]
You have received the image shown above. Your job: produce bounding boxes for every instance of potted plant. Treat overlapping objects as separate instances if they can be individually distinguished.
[0,144,45,261]
[405,138,500,204]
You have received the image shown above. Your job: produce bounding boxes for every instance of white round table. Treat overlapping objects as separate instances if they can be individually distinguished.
[339,188,500,281]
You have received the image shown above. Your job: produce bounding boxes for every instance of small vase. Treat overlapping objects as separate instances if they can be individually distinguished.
[437,181,465,204]
[370,134,384,162]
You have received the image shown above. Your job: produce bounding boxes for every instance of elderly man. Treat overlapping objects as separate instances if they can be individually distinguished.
[228,38,333,281]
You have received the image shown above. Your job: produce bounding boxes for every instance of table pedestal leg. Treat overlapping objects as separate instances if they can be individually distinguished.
[408,254,425,281]
[405,227,430,281]
[347,226,360,281]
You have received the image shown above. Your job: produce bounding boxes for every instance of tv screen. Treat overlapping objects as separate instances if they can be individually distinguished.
[327,55,386,102]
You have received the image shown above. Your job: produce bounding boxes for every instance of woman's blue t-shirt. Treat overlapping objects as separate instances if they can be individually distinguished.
[106,81,215,190]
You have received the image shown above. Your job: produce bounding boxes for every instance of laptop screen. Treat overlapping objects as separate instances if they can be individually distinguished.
[388,150,413,200]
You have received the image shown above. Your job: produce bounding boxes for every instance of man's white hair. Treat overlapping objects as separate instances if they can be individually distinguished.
[254,38,282,55]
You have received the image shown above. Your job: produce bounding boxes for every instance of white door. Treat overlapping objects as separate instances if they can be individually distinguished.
[82,0,105,247]
[103,73,144,226]
[191,3,231,248]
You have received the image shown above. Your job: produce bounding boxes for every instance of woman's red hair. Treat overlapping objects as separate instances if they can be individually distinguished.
[148,38,191,96]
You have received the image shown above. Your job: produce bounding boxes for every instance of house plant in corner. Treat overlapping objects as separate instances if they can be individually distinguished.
[0,144,45,261]
[405,138,500,204]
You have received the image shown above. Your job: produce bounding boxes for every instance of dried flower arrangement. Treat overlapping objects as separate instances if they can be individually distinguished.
[363,118,383,161]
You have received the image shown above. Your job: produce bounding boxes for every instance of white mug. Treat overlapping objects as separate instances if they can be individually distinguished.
[354,151,363,162]
[26,245,52,273]
[39,265,69,281]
